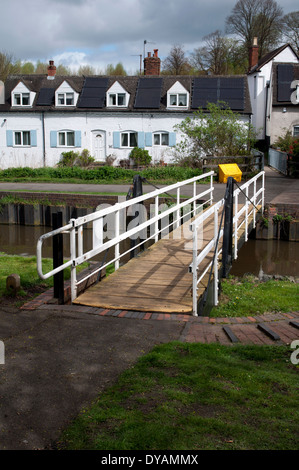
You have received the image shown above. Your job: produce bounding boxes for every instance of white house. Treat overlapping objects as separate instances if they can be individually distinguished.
[0,52,252,169]
[247,39,299,146]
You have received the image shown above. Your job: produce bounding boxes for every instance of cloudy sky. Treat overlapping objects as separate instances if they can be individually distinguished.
[1,0,298,73]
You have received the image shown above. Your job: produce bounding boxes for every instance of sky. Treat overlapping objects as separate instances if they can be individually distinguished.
[1,0,298,74]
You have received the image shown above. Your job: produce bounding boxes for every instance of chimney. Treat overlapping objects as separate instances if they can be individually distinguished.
[47,60,56,79]
[249,37,259,71]
[144,49,161,75]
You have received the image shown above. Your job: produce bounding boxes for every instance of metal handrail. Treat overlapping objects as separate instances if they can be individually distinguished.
[37,171,215,301]
[189,171,265,316]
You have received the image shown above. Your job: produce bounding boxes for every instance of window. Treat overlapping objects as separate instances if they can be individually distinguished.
[293,126,299,137]
[121,132,137,147]
[154,132,169,146]
[108,93,126,107]
[14,131,31,146]
[169,93,187,107]
[58,131,75,146]
[13,92,30,106]
[57,92,74,106]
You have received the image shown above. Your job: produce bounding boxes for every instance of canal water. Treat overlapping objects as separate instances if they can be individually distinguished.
[0,224,298,277]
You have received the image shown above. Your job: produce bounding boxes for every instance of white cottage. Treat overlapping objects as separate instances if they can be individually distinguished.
[0,52,252,169]
[247,39,299,147]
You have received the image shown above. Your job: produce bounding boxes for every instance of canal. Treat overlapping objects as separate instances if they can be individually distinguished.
[0,224,298,277]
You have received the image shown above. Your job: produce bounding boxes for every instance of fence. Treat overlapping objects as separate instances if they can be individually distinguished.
[189,171,265,316]
[202,150,264,176]
[268,148,288,175]
[37,172,215,302]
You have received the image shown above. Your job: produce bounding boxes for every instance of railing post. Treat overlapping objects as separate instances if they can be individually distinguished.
[70,219,77,302]
[52,211,64,304]
[234,190,239,260]
[213,206,219,306]
[245,185,248,242]
[192,225,198,316]
[155,195,159,243]
[193,181,196,217]
[115,209,120,270]
[262,172,265,214]
[210,174,214,206]
[176,187,180,229]
[253,178,256,228]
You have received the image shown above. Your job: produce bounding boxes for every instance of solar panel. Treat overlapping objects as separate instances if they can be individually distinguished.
[36,88,55,106]
[277,64,294,102]
[192,77,244,110]
[77,77,108,108]
[134,77,162,108]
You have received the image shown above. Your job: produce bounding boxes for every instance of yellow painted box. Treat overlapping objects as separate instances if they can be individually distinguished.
[218,163,242,183]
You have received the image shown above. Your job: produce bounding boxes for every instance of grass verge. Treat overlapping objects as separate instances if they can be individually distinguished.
[58,342,298,450]
[210,275,299,317]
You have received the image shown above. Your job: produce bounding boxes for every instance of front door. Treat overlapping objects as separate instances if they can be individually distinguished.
[92,131,106,162]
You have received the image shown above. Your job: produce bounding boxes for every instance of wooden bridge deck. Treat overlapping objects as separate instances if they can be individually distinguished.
[73,203,258,314]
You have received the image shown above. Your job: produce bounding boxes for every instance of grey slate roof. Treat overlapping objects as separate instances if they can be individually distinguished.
[0,74,252,114]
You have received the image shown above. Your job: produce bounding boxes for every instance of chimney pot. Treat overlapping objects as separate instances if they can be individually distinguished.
[47,60,56,79]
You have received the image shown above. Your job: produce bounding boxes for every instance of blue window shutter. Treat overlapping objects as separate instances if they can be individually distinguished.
[50,131,57,148]
[75,131,81,147]
[145,132,152,147]
[137,131,145,148]
[30,130,37,147]
[6,130,13,147]
[169,132,176,147]
[113,131,120,148]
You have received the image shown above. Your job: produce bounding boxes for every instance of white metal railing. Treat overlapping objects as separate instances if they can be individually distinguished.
[189,171,265,316]
[37,172,215,302]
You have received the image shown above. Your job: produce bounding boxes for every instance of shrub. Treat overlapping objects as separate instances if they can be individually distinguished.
[129,147,152,167]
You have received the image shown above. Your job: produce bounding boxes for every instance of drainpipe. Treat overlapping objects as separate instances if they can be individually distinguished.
[42,111,46,167]
[264,80,270,150]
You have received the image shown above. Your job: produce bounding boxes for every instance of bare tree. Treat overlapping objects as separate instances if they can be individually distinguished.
[162,45,191,75]
[225,0,284,59]
[190,30,247,75]
[282,11,299,55]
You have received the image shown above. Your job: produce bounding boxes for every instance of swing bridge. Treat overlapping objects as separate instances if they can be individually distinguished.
[37,170,265,316]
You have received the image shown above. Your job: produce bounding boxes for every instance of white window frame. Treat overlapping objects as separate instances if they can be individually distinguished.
[153,132,169,146]
[57,92,75,106]
[108,92,126,107]
[293,125,299,137]
[58,131,75,147]
[13,92,30,107]
[168,93,188,107]
[14,131,31,146]
[120,131,137,148]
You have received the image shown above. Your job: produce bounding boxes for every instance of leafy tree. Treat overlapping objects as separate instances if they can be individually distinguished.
[225,0,284,60]
[281,11,299,55]
[0,51,20,81]
[105,63,127,76]
[162,45,192,75]
[174,101,257,164]
[77,65,97,76]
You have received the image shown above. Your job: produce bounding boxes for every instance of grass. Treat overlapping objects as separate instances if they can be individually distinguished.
[210,275,299,317]
[0,254,87,298]
[59,342,299,450]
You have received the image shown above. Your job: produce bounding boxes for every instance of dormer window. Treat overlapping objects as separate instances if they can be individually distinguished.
[107,81,129,108]
[167,81,189,109]
[55,81,78,107]
[169,93,187,107]
[57,92,75,106]
[109,93,126,107]
[14,93,30,106]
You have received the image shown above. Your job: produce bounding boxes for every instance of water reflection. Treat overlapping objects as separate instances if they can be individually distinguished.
[231,239,298,277]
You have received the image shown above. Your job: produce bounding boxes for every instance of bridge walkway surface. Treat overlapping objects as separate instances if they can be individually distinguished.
[73,201,255,314]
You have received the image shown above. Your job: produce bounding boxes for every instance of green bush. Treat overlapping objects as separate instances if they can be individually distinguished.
[129,147,152,167]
